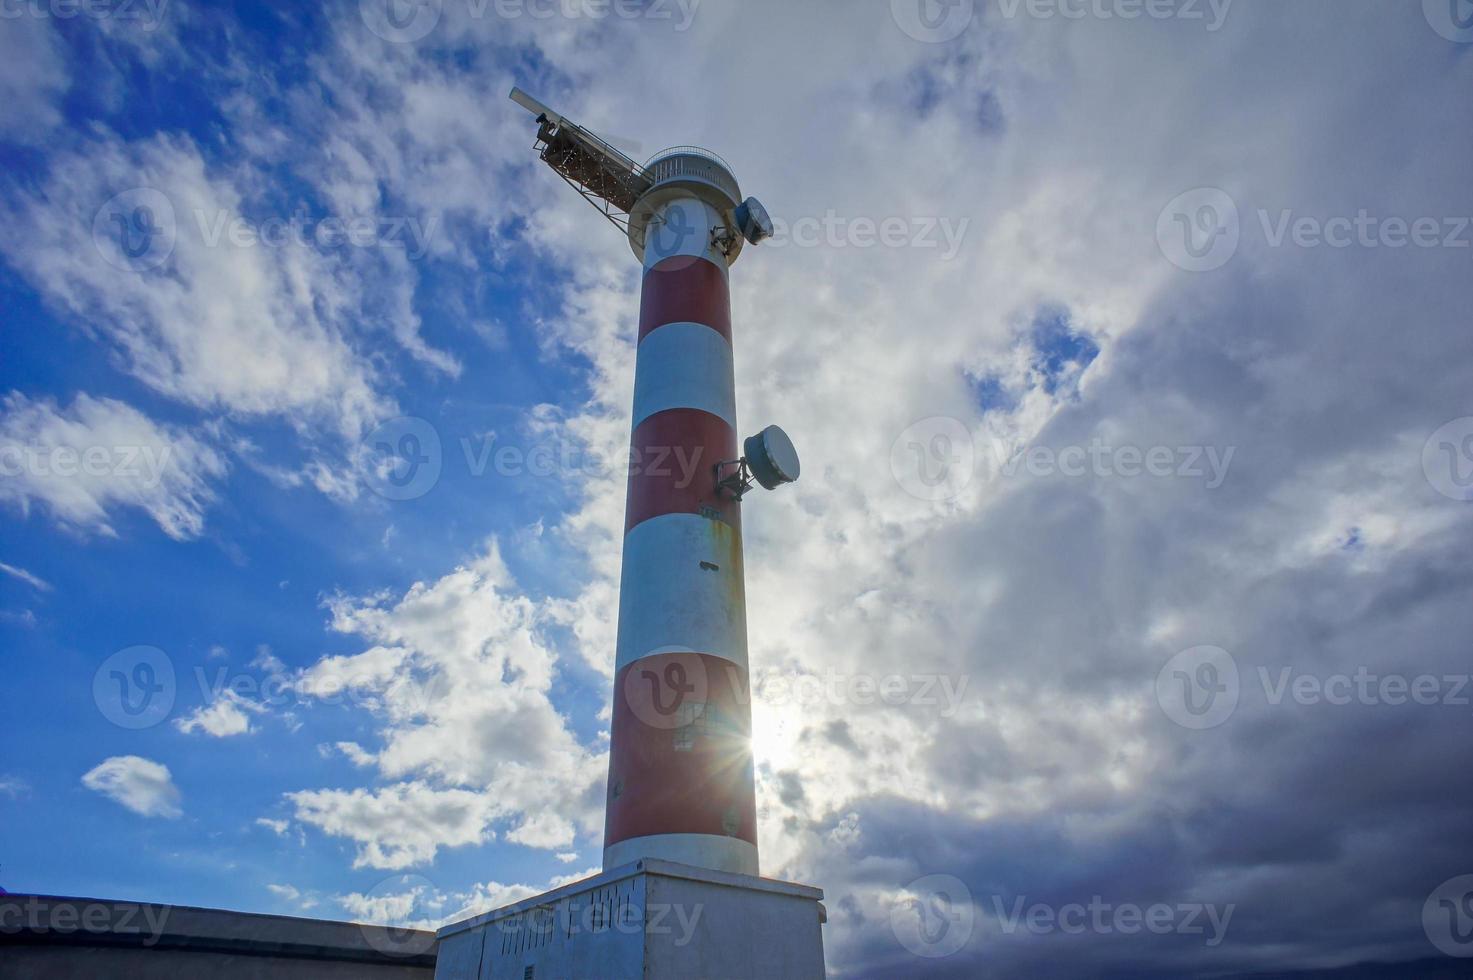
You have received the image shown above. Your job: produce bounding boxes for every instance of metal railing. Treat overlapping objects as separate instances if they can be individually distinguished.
[641,146,740,206]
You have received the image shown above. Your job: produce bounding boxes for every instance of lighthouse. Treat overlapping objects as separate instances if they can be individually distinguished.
[605,143,801,877]
[433,90,821,979]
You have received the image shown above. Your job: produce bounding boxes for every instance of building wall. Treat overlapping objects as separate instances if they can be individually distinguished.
[0,894,437,980]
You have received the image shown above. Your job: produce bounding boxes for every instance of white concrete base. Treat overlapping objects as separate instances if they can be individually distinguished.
[433,860,824,980]
[603,833,758,878]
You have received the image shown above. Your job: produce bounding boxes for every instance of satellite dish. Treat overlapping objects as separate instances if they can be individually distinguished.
[743,425,801,490]
[733,197,774,245]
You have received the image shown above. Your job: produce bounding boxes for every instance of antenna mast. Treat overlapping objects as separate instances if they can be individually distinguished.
[510,87,652,237]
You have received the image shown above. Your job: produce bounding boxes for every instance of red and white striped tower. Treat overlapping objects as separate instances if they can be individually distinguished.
[506,93,790,878]
[605,160,763,876]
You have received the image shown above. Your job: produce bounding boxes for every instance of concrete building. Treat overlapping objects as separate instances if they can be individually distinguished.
[0,893,437,979]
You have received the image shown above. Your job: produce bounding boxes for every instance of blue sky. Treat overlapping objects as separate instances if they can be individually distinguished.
[1,0,611,921]
[3,1,1473,976]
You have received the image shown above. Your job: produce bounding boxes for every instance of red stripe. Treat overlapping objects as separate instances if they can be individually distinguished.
[625,408,740,534]
[604,652,757,848]
[638,256,731,344]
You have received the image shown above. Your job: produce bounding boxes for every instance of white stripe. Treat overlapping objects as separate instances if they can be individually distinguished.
[604,834,758,877]
[642,197,730,276]
[633,322,736,429]
[616,513,747,673]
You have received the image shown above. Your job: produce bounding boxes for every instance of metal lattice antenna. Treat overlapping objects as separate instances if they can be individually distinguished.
[509,88,652,237]
[510,88,775,260]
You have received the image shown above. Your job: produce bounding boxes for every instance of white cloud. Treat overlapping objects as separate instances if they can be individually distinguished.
[0,18,67,144]
[266,883,318,911]
[255,817,290,836]
[334,742,378,768]
[175,689,266,738]
[81,755,182,818]
[285,542,603,868]
[0,561,52,592]
[250,645,286,673]
[337,866,602,930]
[287,782,499,870]
[2,134,399,443]
[0,392,226,540]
